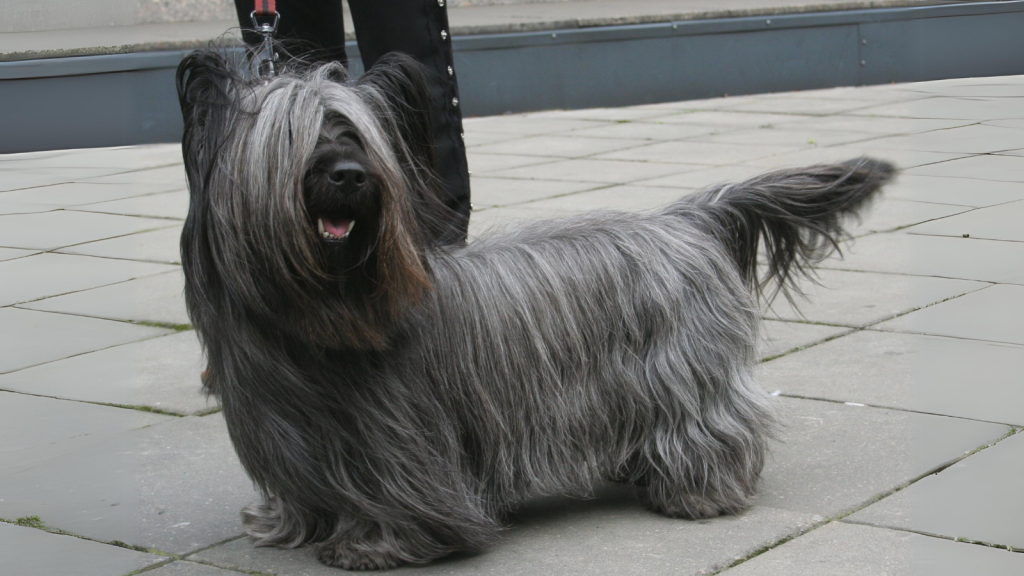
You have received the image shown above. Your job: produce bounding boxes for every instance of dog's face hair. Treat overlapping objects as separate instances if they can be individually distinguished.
[177,51,447,351]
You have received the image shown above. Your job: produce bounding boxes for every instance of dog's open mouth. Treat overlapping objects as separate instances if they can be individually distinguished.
[317,217,355,242]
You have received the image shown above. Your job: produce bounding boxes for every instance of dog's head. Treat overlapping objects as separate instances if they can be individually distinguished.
[177,50,447,349]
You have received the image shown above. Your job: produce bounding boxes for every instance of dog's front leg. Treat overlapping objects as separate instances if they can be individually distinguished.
[315,516,451,571]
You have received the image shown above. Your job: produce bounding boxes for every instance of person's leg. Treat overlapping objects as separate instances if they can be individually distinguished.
[233,0,348,65]
[348,0,471,244]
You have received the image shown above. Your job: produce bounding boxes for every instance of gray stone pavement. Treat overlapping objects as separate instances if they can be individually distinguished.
[2,75,1024,575]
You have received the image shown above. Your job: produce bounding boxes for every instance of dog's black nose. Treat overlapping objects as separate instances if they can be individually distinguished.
[327,162,367,191]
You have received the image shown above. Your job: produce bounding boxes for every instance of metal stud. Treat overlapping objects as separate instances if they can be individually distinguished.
[447,65,453,76]
[452,97,459,107]
[438,0,445,6]
[441,30,448,40]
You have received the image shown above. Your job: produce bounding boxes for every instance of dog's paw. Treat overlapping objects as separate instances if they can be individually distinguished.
[648,493,729,520]
[316,542,403,571]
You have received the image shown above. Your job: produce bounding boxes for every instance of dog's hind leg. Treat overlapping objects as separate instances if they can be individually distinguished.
[638,367,774,520]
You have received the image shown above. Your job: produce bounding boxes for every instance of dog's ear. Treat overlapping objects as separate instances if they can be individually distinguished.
[176,51,240,197]
[355,52,437,178]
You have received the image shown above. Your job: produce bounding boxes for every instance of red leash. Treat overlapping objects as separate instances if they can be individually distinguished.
[255,0,275,15]
[251,0,280,78]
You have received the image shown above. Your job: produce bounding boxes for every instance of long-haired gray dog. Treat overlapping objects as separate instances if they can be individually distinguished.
[177,49,893,570]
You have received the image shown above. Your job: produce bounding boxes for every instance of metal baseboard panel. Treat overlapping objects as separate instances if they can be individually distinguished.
[2,1,1022,153]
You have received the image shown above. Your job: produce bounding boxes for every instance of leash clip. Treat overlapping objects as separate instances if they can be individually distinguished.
[250,10,280,79]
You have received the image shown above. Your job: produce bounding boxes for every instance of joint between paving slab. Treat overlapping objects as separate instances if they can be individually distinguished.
[0,162,185,194]
[8,297,192,335]
[0,514,179,560]
[0,387,188,416]
[778,392,1024,428]
[838,520,1024,555]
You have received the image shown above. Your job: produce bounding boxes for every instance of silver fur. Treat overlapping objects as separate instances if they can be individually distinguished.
[177,49,894,570]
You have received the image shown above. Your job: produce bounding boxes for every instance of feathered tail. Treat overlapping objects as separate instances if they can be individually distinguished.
[678,157,896,300]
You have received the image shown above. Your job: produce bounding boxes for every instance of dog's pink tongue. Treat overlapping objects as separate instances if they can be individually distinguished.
[323,218,352,237]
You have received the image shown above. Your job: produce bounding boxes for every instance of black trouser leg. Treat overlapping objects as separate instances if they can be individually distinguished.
[233,0,471,244]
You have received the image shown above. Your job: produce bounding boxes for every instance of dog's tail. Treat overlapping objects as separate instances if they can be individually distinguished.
[677,157,895,300]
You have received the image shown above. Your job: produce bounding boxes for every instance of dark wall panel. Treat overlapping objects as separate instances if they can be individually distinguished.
[860,11,1024,85]
[0,69,181,153]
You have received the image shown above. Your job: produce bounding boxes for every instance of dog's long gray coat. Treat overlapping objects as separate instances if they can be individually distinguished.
[176,50,894,570]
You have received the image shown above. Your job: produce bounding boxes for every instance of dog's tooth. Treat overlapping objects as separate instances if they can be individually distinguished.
[317,218,325,235]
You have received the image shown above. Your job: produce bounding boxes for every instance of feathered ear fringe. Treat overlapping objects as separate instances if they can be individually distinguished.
[356,53,458,249]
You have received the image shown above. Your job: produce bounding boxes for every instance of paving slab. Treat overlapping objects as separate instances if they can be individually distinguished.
[868,124,1024,155]
[58,224,185,264]
[0,330,211,415]
[903,77,1024,96]
[756,398,1010,518]
[763,268,988,328]
[0,307,169,373]
[470,135,650,159]
[0,413,257,556]
[147,560,246,576]
[0,522,165,576]
[0,181,167,207]
[522,184,691,212]
[877,284,1024,345]
[883,174,1024,207]
[0,252,176,306]
[193,491,815,576]
[847,431,1024,550]
[0,390,170,478]
[0,144,182,171]
[565,121,720,141]
[846,198,971,236]
[636,164,766,189]
[906,154,1024,182]
[779,116,972,135]
[531,106,679,122]
[724,96,880,116]
[744,145,964,171]
[463,131,523,148]
[470,176,600,207]
[22,269,189,325]
[759,320,850,361]
[692,127,877,149]
[74,190,190,220]
[848,97,1024,122]
[487,158,698,184]
[0,210,176,250]
[462,116,606,136]
[0,203,55,214]
[818,233,1024,285]
[759,331,1024,426]
[906,199,1024,242]
[0,167,129,192]
[647,110,808,129]
[466,152,556,175]
[595,141,799,166]
[80,164,188,189]
[722,521,1024,576]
